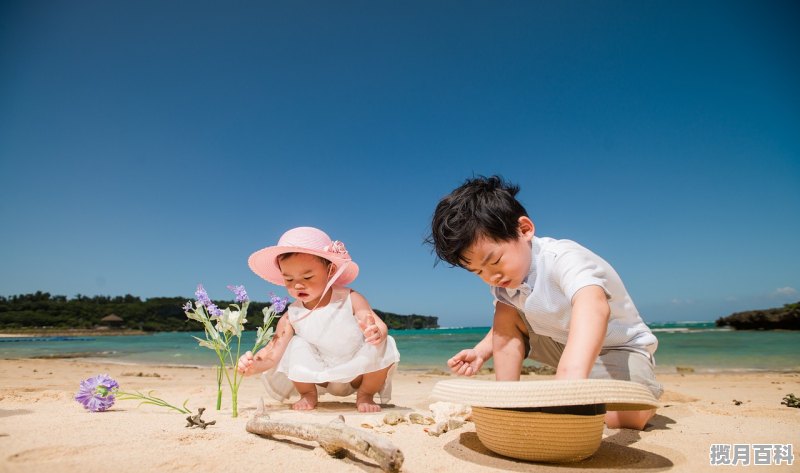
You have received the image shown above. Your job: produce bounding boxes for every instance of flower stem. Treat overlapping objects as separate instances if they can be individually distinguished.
[216,365,223,410]
[232,331,243,417]
[231,388,238,418]
[115,390,192,414]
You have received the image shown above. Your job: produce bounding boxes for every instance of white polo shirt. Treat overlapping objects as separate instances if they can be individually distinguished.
[491,236,658,356]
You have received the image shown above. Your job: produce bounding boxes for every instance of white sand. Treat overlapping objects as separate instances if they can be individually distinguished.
[1,359,798,472]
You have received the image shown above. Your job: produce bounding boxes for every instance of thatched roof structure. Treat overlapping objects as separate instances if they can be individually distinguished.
[100,314,123,323]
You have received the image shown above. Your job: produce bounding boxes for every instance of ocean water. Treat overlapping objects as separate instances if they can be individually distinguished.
[1,323,798,373]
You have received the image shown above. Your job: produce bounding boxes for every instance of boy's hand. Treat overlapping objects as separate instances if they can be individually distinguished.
[357,314,384,345]
[448,349,485,376]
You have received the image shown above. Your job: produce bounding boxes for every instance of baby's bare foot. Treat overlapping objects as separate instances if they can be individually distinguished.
[292,391,317,410]
[356,391,381,413]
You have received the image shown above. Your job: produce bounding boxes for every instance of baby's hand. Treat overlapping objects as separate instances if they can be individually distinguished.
[447,349,485,377]
[358,314,384,346]
[237,351,255,375]
[237,350,271,376]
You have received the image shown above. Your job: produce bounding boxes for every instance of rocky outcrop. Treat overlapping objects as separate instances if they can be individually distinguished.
[715,302,800,330]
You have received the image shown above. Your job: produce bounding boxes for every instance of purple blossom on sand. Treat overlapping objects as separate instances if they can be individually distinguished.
[75,374,119,412]
[227,285,249,303]
[269,293,288,313]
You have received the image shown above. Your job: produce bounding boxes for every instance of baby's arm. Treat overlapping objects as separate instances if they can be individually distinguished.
[350,291,388,346]
[237,316,295,376]
[557,285,609,380]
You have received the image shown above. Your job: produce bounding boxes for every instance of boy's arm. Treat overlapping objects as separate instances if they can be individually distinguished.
[491,301,528,380]
[448,328,493,376]
[557,285,610,379]
[473,328,494,361]
[449,301,526,377]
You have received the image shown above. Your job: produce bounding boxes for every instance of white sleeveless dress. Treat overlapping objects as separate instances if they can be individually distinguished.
[261,286,400,403]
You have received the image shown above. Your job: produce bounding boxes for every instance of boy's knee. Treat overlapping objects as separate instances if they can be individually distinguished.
[605,409,655,430]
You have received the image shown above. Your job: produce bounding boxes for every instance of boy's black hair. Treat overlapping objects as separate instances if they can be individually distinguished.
[426,175,529,267]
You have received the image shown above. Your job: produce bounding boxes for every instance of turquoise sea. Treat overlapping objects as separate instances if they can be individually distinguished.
[1,323,798,373]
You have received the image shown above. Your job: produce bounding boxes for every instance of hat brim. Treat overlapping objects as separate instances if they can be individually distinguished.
[248,245,359,287]
[431,378,659,411]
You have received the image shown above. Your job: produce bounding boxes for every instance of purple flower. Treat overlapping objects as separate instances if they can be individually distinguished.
[182,301,193,312]
[269,293,288,313]
[195,284,222,316]
[75,374,119,412]
[195,284,212,307]
[207,304,222,317]
[227,284,248,303]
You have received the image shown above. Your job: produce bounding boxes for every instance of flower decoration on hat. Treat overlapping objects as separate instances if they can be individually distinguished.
[324,240,348,256]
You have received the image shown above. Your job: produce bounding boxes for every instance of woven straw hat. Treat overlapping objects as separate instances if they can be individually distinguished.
[431,378,659,463]
[432,378,659,411]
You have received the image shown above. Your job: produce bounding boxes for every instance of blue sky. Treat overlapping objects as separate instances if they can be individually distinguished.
[1,1,798,326]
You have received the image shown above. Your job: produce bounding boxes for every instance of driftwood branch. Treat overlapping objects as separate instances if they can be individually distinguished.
[185,407,216,429]
[246,400,404,472]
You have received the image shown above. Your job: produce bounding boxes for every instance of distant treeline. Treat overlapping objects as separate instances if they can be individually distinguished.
[715,301,799,330]
[0,291,438,332]
[374,309,439,330]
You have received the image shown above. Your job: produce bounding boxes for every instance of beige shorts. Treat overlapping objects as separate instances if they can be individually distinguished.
[526,331,663,400]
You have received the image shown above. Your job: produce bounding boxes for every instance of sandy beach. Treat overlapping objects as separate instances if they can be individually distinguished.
[1,358,798,473]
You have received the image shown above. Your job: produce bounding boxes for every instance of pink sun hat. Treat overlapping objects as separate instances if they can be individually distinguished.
[248,227,359,287]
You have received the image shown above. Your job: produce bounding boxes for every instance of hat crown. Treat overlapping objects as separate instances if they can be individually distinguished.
[248,226,359,287]
[277,227,347,258]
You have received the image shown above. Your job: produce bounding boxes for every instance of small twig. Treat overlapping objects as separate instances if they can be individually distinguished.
[246,400,404,473]
[782,393,800,408]
[186,407,216,429]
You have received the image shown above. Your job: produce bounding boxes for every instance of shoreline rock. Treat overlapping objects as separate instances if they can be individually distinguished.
[715,302,799,330]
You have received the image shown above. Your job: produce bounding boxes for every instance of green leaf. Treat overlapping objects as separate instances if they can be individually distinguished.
[193,336,218,350]
[185,310,205,323]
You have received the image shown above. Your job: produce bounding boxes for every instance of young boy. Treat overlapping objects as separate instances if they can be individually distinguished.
[427,175,662,429]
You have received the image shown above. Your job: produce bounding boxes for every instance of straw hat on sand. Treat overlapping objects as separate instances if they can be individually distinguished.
[431,378,659,463]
